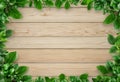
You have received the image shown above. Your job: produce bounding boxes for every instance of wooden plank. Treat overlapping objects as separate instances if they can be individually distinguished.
[7,23,114,37]
[8,49,111,63]
[10,8,105,23]
[20,63,101,77]
[6,37,110,48]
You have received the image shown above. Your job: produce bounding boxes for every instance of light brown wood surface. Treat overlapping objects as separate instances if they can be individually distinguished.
[6,37,109,48]
[8,49,111,63]
[6,7,113,79]
[10,8,105,23]
[8,23,114,37]
[19,63,100,77]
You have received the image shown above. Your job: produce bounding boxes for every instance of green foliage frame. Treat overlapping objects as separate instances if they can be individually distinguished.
[1,0,120,82]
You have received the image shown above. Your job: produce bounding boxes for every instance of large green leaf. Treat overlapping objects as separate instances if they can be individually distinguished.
[9,7,22,19]
[104,13,115,24]
[107,34,116,45]
[5,51,17,63]
[80,73,88,79]
[17,66,28,75]
[97,65,109,74]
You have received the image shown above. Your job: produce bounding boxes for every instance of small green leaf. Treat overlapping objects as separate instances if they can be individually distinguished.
[0,2,6,10]
[59,74,66,80]
[69,76,77,82]
[109,46,117,53]
[87,1,93,10]
[97,65,109,74]
[45,77,51,82]
[35,77,44,82]
[22,75,32,82]
[115,39,120,46]
[29,0,33,7]
[81,0,92,5]
[16,0,28,7]
[17,66,28,75]
[34,0,43,10]
[104,13,115,24]
[107,34,116,45]
[55,0,63,8]
[113,55,120,63]
[81,0,88,5]
[114,17,120,30]
[65,1,70,9]
[9,7,22,19]
[80,73,88,79]
[5,30,12,38]
[45,0,54,7]
[106,61,113,71]
[5,51,17,63]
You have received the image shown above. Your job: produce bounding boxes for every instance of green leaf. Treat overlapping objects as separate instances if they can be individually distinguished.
[80,73,88,79]
[81,0,92,5]
[87,1,93,10]
[114,16,120,30]
[35,77,44,82]
[16,0,28,7]
[97,65,109,74]
[115,39,120,46]
[29,0,33,7]
[72,0,79,5]
[17,66,28,75]
[113,55,120,63]
[45,0,54,7]
[65,1,70,9]
[59,74,66,80]
[106,61,113,71]
[107,34,116,45]
[55,0,63,8]
[9,0,16,5]
[104,13,115,24]
[69,76,77,82]
[5,51,17,63]
[34,0,43,10]
[81,0,88,5]
[9,7,22,19]
[5,30,12,38]
[109,46,117,53]
[22,75,32,82]
[0,2,6,10]
[45,77,51,82]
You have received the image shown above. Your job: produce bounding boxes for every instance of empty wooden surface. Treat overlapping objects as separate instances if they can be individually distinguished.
[7,7,114,79]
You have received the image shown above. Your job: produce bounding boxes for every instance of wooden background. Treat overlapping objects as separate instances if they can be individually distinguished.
[6,7,115,79]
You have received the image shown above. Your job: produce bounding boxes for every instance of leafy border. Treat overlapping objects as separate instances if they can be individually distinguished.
[0,0,120,82]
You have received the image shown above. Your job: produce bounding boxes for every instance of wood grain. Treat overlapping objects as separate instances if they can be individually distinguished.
[10,8,105,23]
[7,23,114,37]
[8,49,111,63]
[19,63,101,77]
[7,7,113,77]
[6,37,110,48]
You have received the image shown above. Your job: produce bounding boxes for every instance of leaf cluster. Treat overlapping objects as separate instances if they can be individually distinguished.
[82,0,120,31]
[35,73,89,82]
[0,51,32,82]
[107,33,120,54]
